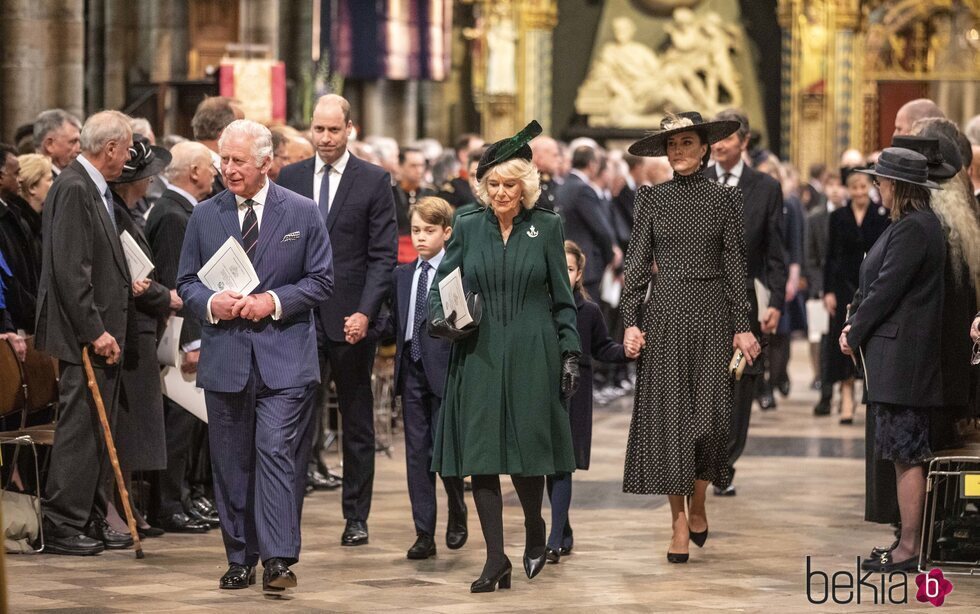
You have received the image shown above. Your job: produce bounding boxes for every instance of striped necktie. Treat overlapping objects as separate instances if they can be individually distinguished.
[241,198,258,261]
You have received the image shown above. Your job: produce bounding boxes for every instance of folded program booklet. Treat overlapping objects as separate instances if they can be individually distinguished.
[438,267,473,328]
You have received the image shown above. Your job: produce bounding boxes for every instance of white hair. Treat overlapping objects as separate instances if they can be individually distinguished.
[79,110,132,154]
[217,119,273,166]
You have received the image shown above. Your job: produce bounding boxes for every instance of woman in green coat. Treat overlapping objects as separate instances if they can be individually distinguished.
[428,121,582,593]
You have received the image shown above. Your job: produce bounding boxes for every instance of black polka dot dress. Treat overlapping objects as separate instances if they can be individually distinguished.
[620,171,751,496]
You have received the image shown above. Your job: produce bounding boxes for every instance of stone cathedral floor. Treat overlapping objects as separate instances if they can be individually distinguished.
[7,339,980,612]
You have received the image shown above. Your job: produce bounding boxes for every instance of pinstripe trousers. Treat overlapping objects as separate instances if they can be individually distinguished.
[205,355,316,566]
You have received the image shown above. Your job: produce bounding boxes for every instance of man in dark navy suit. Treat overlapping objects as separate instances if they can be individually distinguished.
[556,146,617,300]
[704,108,787,496]
[387,197,467,560]
[177,120,334,593]
[277,94,398,547]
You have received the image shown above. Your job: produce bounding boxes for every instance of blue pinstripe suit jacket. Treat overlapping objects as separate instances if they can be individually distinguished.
[177,181,334,393]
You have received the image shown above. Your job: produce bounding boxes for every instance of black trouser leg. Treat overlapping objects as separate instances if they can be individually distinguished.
[769,333,790,389]
[726,373,757,479]
[471,474,507,574]
[510,474,546,557]
[155,397,198,518]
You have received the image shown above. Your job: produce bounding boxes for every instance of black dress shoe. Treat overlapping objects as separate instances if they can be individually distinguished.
[559,526,574,555]
[776,378,790,397]
[219,563,255,589]
[156,512,210,534]
[470,559,512,593]
[44,533,105,556]
[86,519,133,549]
[861,550,919,573]
[407,533,436,559]
[545,547,560,564]
[139,525,165,538]
[758,390,776,410]
[307,468,342,491]
[446,508,468,550]
[341,519,369,546]
[713,484,736,496]
[186,506,220,528]
[813,399,831,416]
[263,558,297,592]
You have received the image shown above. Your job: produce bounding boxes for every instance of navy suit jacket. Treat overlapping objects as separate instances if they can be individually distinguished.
[176,181,334,392]
[276,153,397,342]
[556,172,615,286]
[390,261,450,397]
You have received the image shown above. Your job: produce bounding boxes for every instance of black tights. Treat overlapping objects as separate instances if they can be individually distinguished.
[470,474,546,575]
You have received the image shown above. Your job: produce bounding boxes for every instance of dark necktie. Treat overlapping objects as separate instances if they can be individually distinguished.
[241,199,258,261]
[318,164,333,217]
[409,260,431,362]
[104,187,117,233]
[721,172,733,187]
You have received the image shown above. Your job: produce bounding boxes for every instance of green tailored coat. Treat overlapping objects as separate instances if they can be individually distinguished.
[429,205,581,477]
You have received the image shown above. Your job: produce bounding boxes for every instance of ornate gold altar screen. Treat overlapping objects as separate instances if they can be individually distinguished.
[779,0,980,172]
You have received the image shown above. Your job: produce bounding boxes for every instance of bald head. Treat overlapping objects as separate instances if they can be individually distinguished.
[894,98,944,136]
[165,141,216,201]
[840,148,865,168]
[530,136,561,176]
[311,94,353,165]
[315,94,351,124]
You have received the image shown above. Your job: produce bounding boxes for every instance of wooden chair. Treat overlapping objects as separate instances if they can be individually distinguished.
[0,336,60,553]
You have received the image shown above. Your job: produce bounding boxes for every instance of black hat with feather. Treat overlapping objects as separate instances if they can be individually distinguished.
[475,120,543,181]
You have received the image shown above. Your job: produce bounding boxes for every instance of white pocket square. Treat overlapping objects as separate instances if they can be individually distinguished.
[281,231,300,242]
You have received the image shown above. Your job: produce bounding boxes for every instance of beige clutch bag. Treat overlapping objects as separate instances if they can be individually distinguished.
[729,349,747,380]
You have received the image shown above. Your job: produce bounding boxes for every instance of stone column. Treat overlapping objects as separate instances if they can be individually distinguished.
[103,0,138,111]
[831,0,861,161]
[240,0,279,57]
[0,0,85,140]
[517,1,557,135]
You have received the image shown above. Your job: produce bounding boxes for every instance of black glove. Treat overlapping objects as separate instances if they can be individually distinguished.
[428,293,483,341]
[560,351,581,400]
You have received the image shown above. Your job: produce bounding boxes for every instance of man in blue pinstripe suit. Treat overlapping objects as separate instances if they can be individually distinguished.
[177,120,333,593]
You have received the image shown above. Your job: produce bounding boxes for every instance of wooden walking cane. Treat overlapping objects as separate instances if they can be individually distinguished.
[81,346,144,559]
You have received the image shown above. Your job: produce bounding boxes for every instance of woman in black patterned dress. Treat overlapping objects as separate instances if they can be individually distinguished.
[621,112,758,564]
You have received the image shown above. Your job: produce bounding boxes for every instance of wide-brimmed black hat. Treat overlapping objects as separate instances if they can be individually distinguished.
[857,147,940,190]
[476,120,543,181]
[112,134,171,184]
[891,135,961,181]
[627,112,741,157]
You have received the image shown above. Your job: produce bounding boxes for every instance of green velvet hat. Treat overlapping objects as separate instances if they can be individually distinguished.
[476,120,543,181]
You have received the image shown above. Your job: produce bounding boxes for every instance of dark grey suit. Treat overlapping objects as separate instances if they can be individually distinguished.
[35,159,131,536]
[145,187,208,518]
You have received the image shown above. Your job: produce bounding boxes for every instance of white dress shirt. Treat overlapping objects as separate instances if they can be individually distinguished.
[75,154,111,216]
[314,149,350,211]
[405,249,445,342]
[206,179,281,323]
[161,179,199,208]
[716,158,744,187]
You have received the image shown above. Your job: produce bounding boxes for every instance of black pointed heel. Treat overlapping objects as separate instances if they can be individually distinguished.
[470,560,513,593]
[667,551,689,564]
[524,550,547,579]
[690,527,708,548]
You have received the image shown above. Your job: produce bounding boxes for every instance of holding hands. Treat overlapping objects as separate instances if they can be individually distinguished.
[624,326,646,359]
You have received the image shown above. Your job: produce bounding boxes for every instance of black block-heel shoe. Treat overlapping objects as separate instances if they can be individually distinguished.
[667,551,689,564]
[690,527,708,548]
[545,547,560,564]
[470,560,513,593]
